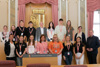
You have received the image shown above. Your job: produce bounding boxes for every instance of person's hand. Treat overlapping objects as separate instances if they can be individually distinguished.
[20,55,23,58]
[17,35,19,39]
[75,55,79,59]
[18,55,22,58]
[79,55,82,59]
[90,48,93,51]
[63,56,66,60]
[68,29,70,33]
[57,53,60,55]
[87,48,90,51]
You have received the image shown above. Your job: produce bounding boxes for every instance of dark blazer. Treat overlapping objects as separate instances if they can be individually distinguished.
[86,35,100,54]
[26,27,36,41]
[15,27,27,37]
[74,32,86,45]
[4,41,16,56]
[35,27,47,41]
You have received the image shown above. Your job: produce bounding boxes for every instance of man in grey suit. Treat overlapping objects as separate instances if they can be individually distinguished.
[35,22,47,42]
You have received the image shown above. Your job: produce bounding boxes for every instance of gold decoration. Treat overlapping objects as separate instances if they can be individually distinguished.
[30,9,45,28]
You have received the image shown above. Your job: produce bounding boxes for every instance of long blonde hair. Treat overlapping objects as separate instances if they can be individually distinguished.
[64,36,72,45]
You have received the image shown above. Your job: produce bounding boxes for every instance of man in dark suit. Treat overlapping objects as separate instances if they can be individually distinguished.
[35,22,47,42]
[86,30,100,64]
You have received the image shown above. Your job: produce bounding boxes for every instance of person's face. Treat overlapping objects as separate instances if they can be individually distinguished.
[19,36,24,42]
[3,27,8,31]
[20,21,24,27]
[78,27,82,32]
[59,21,63,25]
[89,30,93,36]
[12,26,15,31]
[50,23,53,27]
[40,22,43,27]
[30,35,34,41]
[53,35,57,41]
[41,36,45,41]
[76,38,81,43]
[66,36,70,42]
[29,23,33,27]
[9,35,14,41]
[67,21,71,26]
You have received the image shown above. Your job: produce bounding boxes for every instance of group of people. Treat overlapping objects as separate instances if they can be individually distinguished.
[0,19,100,66]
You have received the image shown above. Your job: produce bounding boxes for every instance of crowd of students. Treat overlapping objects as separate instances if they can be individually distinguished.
[0,19,100,66]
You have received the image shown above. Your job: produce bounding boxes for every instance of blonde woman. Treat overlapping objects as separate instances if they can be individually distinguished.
[0,25,9,43]
[48,34,63,65]
[62,36,73,65]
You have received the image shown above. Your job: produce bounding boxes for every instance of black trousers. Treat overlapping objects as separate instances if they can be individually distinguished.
[87,53,97,64]
[6,57,16,61]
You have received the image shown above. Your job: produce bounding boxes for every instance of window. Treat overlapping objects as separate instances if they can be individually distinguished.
[93,11,100,39]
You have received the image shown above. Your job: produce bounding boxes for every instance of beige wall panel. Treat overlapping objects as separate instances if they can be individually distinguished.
[68,0,78,34]
[80,0,85,33]
[10,0,15,27]
[0,0,8,31]
[61,0,66,26]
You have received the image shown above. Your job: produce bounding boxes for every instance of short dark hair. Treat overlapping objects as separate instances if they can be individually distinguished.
[78,26,82,29]
[76,36,81,40]
[59,18,63,21]
[9,34,13,37]
[19,20,24,23]
[8,34,14,42]
[28,21,33,24]
[48,21,55,30]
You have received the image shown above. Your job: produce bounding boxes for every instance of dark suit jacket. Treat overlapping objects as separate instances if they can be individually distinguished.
[35,27,47,41]
[86,35,100,54]
[4,41,16,56]
[74,32,86,45]
[26,27,36,41]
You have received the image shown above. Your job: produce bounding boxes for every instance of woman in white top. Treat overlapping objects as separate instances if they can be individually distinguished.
[4,34,16,61]
[47,21,55,41]
[0,25,9,43]
[27,35,35,54]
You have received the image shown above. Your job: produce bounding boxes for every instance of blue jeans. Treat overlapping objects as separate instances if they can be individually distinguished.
[64,51,72,65]
[17,57,22,66]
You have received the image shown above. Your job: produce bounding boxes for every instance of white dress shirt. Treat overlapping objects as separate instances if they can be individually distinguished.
[55,25,66,41]
[40,28,44,34]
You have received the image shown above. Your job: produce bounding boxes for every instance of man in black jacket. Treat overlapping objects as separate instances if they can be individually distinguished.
[26,21,36,41]
[86,30,100,64]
